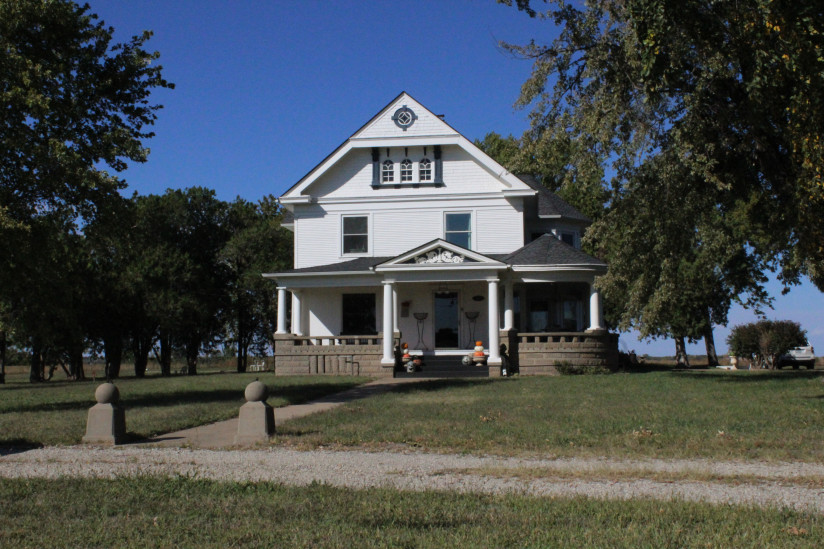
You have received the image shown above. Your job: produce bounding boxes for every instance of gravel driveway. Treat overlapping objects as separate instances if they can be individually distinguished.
[2,446,823,513]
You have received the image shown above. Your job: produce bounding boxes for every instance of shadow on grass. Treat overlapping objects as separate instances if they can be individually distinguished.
[4,382,366,414]
[618,362,679,374]
[672,370,824,383]
[0,440,45,455]
[385,378,494,395]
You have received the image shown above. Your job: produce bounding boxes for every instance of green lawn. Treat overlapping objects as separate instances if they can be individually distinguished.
[0,372,368,446]
[276,369,824,461]
[0,477,821,548]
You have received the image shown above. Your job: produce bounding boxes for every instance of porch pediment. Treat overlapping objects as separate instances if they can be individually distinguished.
[375,239,506,272]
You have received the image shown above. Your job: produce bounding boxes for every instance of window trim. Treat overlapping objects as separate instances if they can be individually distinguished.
[443,211,473,250]
[341,214,370,256]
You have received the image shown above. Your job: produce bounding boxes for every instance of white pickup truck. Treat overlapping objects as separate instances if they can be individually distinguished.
[777,345,816,369]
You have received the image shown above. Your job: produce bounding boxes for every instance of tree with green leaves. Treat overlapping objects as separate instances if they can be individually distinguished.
[727,320,807,369]
[1,0,172,381]
[222,196,292,373]
[0,0,172,236]
[501,0,822,359]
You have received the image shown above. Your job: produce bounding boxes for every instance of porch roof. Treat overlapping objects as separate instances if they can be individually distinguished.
[267,235,604,280]
[498,234,606,267]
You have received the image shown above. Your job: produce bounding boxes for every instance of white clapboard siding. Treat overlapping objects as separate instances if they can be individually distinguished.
[310,146,509,200]
[354,95,458,140]
[294,205,340,269]
[371,209,441,255]
[295,196,525,267]
[476,207,524,253]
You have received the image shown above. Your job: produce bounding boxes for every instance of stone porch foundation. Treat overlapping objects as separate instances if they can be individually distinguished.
[274,330,618,377]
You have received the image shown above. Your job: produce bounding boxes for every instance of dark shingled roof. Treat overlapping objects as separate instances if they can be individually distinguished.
[502,234,606,266]
[273,235,604,276]
[276,256,391,275]
[516,174,591,223]
[280,209,294,225]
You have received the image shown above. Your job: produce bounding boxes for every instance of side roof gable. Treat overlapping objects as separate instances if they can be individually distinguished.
[280,92,535,203]
[517,174,591,223]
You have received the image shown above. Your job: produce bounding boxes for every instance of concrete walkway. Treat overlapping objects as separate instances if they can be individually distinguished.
[141,376,427,449]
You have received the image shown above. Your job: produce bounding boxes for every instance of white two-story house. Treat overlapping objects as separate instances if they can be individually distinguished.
[266,92,617,376]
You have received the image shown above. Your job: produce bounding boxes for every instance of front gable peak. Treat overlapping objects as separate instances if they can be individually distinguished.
[352,92,459,140]
[375,239,506,272]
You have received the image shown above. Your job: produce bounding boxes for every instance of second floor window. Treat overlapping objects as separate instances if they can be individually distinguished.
[343,216,368,254]
[419,158,432,181]
[382,160,394,183]
[400,159,413,182]
[444,212,471,249]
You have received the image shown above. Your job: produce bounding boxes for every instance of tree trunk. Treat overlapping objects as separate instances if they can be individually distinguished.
[159,331,171,376]
[185,338,198,375]
[105,335,123,379]
[133,334,151,379]
[236,313,247,373]
[675,337,690,368]
[703,323,719,367]
[0,329,6,384]
[29,345,43,383]
[69,345,84,381]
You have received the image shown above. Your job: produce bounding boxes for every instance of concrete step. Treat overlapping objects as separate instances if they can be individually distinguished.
[396,356,488,378]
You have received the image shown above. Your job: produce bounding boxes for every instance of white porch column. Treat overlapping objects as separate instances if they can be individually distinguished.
[503,280,515,331]
[292,290,303,336]
[487,278,501,365]
[392,285,399,333]
[588,282,604,331]
[381,281,395,365]
[275,287,288,334]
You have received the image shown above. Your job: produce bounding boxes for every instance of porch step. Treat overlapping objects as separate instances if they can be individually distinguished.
[395,356,488,378]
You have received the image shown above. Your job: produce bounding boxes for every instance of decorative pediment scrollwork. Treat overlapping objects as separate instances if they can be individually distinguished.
[406,248,466,264]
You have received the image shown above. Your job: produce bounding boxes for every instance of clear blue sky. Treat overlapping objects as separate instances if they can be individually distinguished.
[91,0,823,358]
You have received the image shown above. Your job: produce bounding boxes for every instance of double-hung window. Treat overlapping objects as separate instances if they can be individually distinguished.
[342,215,368,254]
[444,212,471,249]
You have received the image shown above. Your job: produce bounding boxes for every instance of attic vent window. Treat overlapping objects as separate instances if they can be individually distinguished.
[392,106,417,131]
[382,160,394,183]
[400,159,413,182]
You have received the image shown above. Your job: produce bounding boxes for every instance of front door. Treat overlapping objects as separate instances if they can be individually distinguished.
[434,291,460,348]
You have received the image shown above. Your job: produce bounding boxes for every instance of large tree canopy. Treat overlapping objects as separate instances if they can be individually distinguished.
[501,0,824,347]
[0,0,172,231]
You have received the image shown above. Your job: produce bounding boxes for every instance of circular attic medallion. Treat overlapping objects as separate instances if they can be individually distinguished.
[392,106,417,130]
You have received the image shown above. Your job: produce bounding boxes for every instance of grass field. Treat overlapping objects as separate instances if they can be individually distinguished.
[0,372,367,446]
[0,477,821,548]
[275,368,824,462]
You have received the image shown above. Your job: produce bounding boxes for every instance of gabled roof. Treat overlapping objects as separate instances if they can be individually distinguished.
[503,234,606,267]
[517,174,591,223]
[375,239,506,271]
[279,92,535,204]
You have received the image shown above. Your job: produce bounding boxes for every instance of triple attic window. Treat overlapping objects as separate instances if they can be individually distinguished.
[384,158,430,183]
[372,146,441,186]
